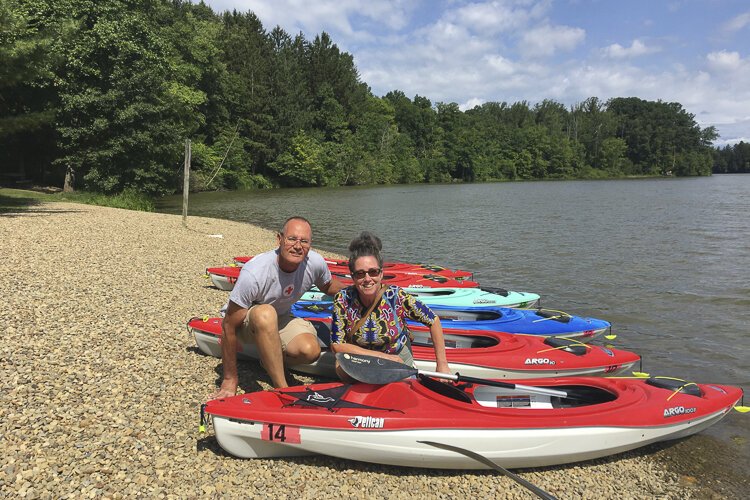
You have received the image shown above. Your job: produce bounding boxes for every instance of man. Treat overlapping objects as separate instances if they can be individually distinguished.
[210,216,344,397]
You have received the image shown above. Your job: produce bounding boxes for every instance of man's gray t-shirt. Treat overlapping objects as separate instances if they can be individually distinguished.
[227,249,332,316]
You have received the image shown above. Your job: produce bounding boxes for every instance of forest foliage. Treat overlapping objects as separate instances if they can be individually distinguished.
[1,0,732,197]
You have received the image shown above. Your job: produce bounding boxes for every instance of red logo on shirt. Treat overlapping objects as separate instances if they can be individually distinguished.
[284,285,294,296]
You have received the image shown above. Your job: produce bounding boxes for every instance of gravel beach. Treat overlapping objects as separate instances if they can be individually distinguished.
[1,201,712,498]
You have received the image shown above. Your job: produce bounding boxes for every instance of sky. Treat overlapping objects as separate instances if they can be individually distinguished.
[200,0,750,146]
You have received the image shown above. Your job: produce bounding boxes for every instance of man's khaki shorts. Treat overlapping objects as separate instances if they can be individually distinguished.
[237,305,317,352]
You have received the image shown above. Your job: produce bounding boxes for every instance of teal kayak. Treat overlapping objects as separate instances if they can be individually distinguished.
[302,286,540,309]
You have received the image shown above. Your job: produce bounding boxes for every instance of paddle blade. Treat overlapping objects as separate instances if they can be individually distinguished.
[335,353,417,384]
[632,371,650,378]
[734,406,750,413]
[604,334,617,340]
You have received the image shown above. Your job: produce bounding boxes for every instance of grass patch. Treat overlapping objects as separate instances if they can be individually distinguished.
[0,187,154,213]
[57,188,155,212]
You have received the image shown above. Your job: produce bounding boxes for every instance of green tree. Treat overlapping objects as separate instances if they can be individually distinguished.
[600,137,627,174]
[219,11,274,177]
[608,97,715,176]
[54,0,208,195]
[270,130,324,186]
[268,28,313,158]
[0,0,64,183]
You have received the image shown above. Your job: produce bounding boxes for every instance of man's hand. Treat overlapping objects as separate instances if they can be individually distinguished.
[208,380,238,400]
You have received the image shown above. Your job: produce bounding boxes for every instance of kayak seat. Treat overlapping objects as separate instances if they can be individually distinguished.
[417,374,472,404]
[646,377,702,397]
[437,311,501,321]
[481,286,510,297]
[549,385,618,408]
[469,337,498,348]
[413,334,499,349]
[543,337,587,356]
[311,321,332,347]
[535,309,572,323]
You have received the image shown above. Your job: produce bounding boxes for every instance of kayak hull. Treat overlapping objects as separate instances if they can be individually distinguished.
[301,287,541,310]
[234,255,475,280]
[211,411,732,468]
[206,266,480,290]
[189,317,639,379]
[292,302,612,341]
[204,378,742,469]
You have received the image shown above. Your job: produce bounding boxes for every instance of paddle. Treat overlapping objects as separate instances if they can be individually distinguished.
[335,353,572,399]
[419,441,558,500]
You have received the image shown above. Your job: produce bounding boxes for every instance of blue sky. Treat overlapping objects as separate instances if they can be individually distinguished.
[201,0,750,146]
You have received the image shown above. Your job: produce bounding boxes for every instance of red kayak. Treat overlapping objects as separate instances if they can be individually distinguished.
[188,316,640,379]
[206,265,479,291]
[233,255,474,280]
[205,266,241,291]
[202,374,743,468]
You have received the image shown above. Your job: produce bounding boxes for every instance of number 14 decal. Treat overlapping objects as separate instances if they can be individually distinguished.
[262,423,301,444]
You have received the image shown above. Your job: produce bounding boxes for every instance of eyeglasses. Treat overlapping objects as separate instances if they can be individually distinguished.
[282,235,311,248]
[352,268,382,280]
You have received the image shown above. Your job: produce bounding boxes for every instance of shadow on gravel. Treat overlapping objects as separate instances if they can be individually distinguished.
[0,193,44,215]
[210,361,310,395]
[0,194,83,217]
[186,345,206,356]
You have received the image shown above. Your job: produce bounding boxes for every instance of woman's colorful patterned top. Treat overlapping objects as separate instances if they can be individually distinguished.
[330,284,436,354]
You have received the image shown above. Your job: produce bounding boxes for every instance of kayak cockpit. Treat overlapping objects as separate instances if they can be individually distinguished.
[417,375,618,409]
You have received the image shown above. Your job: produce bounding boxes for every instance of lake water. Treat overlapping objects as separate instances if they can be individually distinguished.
[158,175,749,477]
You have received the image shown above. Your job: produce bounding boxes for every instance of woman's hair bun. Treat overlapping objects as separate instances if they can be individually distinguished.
[348,231,382,253]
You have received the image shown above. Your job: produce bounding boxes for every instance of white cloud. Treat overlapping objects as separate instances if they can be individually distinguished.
[519,25,585,58]
[450,0,549,35]
[706,50,745,71]
[722,11,750,33]
[602,39,660,59]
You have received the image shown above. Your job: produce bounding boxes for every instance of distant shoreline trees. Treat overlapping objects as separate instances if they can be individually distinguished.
[713,142,750,174]
[0,0,730,196]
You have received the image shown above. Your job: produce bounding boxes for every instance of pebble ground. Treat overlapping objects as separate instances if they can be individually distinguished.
[1,201,710,498]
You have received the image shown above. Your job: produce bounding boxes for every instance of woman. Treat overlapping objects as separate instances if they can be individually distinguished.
[329,231,451,381]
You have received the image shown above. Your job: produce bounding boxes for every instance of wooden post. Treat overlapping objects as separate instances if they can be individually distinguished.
[182,139,191,227]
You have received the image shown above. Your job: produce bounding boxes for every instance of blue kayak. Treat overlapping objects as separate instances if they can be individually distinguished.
[291,301,611,342]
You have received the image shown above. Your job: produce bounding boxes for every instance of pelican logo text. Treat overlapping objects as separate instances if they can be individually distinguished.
[663,406,697,418]
[524,358,555,365]
[348,416,384,428]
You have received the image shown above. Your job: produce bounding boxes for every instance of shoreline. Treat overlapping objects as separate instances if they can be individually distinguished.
[0,201,715,498]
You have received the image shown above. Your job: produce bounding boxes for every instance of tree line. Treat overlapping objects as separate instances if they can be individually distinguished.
[713,142,750,173]
[1,0,727,197]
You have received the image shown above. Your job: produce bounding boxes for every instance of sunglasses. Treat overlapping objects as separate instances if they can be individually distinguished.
[352,268,382,280]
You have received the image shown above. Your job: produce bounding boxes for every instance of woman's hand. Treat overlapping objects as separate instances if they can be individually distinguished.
[435,361,451,375]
